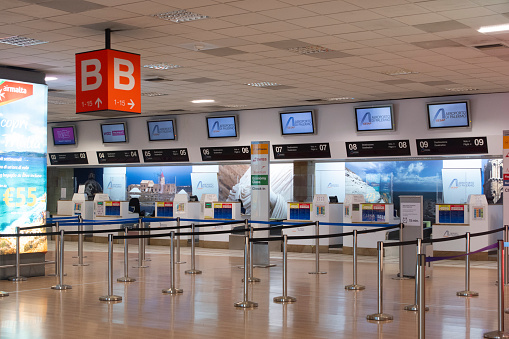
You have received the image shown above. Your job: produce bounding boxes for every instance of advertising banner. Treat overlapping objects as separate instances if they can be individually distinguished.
[442,168,481,204]
[503,130,509,228]
[191,172,218,199]
[0,79,47,254]
[251,141,270,223]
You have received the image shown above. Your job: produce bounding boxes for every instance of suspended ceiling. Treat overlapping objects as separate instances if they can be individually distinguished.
[1,0,509,122]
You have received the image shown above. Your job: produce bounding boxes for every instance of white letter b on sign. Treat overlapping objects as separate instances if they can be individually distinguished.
[114,58,135,91]
[81,59,102,91]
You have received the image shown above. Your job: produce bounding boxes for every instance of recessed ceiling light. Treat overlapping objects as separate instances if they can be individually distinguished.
[143,63,181,70]
[245,82,281,87]
[142,92,168,97]
[325,97,354,101]
[288,45,332,55]
[222,104,247,108]
[478,24,509,33]
[151,9,209,23]
[191,99,215,103]
[445,87,479,92]
[0,36,48,47]
[45,76,58,81]
[381,70,419,76]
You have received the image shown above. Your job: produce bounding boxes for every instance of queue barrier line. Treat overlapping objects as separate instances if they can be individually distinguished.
[425,243,499,263]
[46,217,79,222]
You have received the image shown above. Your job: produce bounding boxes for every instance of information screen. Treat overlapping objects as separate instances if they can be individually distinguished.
[355,106,394,131]
[101,122,127,143]
[427,101,470,129]
[280,111,315,135]
[52,126,76,145]
[206,116,237,138]
[0,78,48,254]
[147,120,176,141]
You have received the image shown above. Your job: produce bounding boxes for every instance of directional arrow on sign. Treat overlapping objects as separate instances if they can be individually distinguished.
[95,98,102,107]
[128,99,135,109]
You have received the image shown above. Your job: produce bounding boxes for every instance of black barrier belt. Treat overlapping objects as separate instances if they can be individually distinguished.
[193,220,246,228]
[469,227,504,238]
[0,231,61,237]
[357,224,401,235]
[252,222,316,232]
[128,220,245,233]
[251,236,284,243]
[287,231,354,240]
[65,228,126,235]
[422,233,466,244]
[114,227,249,240]
[21,224,50,230]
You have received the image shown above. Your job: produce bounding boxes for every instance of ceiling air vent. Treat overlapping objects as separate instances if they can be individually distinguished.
[473,43,508,50]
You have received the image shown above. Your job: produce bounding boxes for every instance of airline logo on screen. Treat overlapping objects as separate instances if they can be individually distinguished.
[211,120,235,134]
[361,111,391,126]
[103,130,125,136]
[284,116,312,129]
[0,81,33,107]
[449,178,475,189]
[433,107,467,123]
[152,124,172,136]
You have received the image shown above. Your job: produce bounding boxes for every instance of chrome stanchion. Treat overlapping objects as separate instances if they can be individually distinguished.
[163,231,183,294]
[234,235,258,308]
[309,221,326,275]
[134,219,148,269]
[405,238,429,312]
[417,253,426,339]
[100,234,122,302]
[345,230,365,290]
[48,222,60,276]
[393,223,409,280]
[175,217,185,264]
[8,227,27,282]
[73,216,89,267]
[367,241,393,321]
[185,223,202,274]
[118,227,135,283]
[247,224,260,283]
[143,220,151,262]
[274,234,296,303]
[505,225,509,285]
[484,240,509,338]
[51,230,71,290]
[457,232,478,297]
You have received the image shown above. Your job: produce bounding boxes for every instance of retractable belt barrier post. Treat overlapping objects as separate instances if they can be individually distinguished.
[405,238,428,312]
[185,223,202,275]
[457,232,478,297]
[51,230,71,290]
[134,218,148,269]
[505,225,509,286]
[247,223,260,283]
[367,241,393,321]
[273,234,296,303]
[99,234,122,302]
[48,222,60,277]
[73,215,89,267]
[484,240,508,338]
[417,253,426,339]
[393,223,409,281]
[143,219,150,262]
[176,217,185,264]
[345,229,365,291]
[234,235,258,309]
[309,221,326,275]
[8,227,27,282]
[118,227,135,283]
[163,231,183,295]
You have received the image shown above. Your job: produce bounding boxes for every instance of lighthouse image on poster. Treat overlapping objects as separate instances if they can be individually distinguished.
[0,79,47,254]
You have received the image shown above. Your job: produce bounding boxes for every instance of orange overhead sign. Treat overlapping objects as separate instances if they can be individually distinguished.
[75,49,141,114]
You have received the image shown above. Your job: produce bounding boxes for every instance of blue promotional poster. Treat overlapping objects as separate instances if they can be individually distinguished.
[0,79,47,254]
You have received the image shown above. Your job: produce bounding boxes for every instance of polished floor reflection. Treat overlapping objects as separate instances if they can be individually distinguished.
[0,241,501,338]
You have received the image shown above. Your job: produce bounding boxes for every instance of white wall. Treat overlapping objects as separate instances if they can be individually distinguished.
[48,92,505,166]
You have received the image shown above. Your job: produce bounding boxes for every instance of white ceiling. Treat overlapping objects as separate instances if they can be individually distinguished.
[2,0,509,122]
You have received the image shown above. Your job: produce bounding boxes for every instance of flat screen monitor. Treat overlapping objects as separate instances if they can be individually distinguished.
[101,122,127,143]
[147,119,176,141]
[355,105,394,132]
[427,101,470,129]
[52,125,77,145]
[280,110,315,135]
[206,116,237,138]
